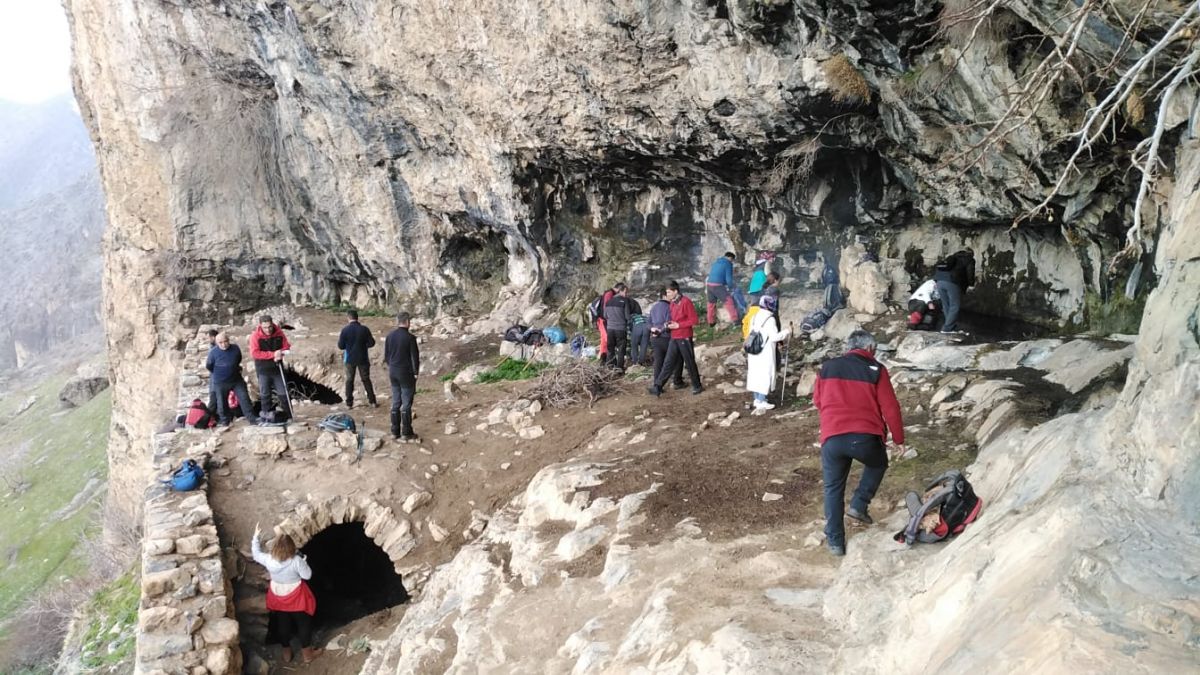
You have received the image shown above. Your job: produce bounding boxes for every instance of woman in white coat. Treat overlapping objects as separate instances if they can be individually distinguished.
[745,294,790,410]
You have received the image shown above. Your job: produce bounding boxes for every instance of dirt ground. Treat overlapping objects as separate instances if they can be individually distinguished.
[203,308,990,674]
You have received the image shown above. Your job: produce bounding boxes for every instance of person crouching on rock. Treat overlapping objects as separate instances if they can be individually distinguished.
[745,295,790,411]
[385,311,421,442]
[906,279,941,331]
[813,330,905,557]
[249,315,293,421]
[251,524,322,663]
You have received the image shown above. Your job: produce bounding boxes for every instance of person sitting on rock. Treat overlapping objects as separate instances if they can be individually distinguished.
[648,280,703,396]
[251,524,322,664]
[906,279,941,331]
[205,332,261,426]
[337,309,378,409]
[745,295,790,411]
[706,251,741,327]
[603,283,632,373]
[249,315,293,421]
[384,311,421,442]
[933,249,975,334]
[813,329,905,557]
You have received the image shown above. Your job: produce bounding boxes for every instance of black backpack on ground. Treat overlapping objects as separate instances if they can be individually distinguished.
[894,470,982,545]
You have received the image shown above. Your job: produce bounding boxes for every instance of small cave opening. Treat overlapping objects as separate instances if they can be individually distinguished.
[300,522,409,628]
[281,366,343,405]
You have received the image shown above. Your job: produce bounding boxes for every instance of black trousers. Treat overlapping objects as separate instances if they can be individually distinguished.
[822,433,888,547]
[606,329,628,371]
[650,334,675,384]
[344,362,376,406]
[268,610,313,648]
[654,337,700,390]
[256,365,292,418]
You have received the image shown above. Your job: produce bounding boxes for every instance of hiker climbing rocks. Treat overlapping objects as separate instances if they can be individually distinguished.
[205,332,261,426]
[906,279,941,331]
[745,295,790,411]
[251,524,322,664]
[249,315,293,421]
[337,309,378,408]
[933,249,975,334]
[647,287,677,385]
[628,297,650,367]
[746,250,776,306]
[648,280,702,396]
[706,251,741,327]
[813,330,905,557]
[384,311,421,442]
[603,283,632,372]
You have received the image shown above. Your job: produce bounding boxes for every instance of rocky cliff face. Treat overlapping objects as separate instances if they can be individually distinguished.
[68,0,1192,606]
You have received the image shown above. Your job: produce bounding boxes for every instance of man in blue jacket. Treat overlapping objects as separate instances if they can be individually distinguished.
[205,332,261,426]
[337,310,377,408]
[706,251,741,327]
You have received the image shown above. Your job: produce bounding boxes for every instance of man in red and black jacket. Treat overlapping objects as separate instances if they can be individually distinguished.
[249,314,293,421]
[813,329,905,557]
[647,280,703,396]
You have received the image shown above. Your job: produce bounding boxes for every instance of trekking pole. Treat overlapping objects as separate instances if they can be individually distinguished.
[277,359,295,421]
[778,322,793,408]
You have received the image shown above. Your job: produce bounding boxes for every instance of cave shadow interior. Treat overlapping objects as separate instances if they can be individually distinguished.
[300,522,409,629]
[280,366,343,405]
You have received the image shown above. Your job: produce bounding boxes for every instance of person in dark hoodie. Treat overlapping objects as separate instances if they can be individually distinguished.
[647,280,702,396]
[206,332,262,426]
[647,287,677,385]
[932,249,975,334]
[384,311,421,442]
[249,315,293,421]
[812,330,905,557]
[628,297,650,367]
[603,283,632,372]
[337,309,377,409]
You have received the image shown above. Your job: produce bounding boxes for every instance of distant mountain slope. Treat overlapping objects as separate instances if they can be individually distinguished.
[0,96,104,370]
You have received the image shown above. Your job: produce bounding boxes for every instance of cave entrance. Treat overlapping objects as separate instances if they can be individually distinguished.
[281,366,343,405]
[300,522,409,628]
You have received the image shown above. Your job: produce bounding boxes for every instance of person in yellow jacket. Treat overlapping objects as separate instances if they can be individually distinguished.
[742,278,780,338]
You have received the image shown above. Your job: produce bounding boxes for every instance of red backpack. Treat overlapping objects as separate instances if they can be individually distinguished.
[184,399,215,429]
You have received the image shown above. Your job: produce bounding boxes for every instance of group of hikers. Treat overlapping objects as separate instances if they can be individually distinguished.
[200,311,422,442]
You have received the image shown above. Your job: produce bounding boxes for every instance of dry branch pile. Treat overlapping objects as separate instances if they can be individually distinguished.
[527,362,623,408]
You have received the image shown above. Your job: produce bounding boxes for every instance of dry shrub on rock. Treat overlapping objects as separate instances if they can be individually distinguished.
[527,362,622,408]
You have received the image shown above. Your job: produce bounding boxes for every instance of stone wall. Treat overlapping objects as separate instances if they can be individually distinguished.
[135,432,241,675]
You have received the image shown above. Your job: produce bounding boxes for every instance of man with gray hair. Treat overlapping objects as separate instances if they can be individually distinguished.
[812,329,905,556]
[384,311,421,442]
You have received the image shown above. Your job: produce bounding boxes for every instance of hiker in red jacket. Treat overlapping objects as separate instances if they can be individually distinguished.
[249,315,293,421]
[647,281,703,396]
[813,329,905,557]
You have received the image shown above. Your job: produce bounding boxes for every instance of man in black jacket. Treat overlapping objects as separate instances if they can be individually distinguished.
[933,249,975,334]
[384,311,421,442]
[603,283,632,372]
[337,310,378,409]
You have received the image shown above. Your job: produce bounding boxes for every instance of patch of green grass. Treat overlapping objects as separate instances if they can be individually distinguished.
[0,375,110,626]
[1083,289,1145,335]
[438,372,458,382]
[475,358,551,384]
[78,571,138,670]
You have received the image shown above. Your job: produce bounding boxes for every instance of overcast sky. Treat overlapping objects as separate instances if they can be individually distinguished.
[0,0,73,103]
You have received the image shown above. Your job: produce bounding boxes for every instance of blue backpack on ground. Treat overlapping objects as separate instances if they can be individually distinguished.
[543,326,567,344]
[318,413,356,433]
[169,459,205,492]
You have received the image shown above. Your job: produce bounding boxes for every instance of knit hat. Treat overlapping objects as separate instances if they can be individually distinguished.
[760,295,778,312]
[907,311,922,326]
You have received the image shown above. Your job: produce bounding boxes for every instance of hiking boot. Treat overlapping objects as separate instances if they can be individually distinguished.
[691,386,704,395]
[753,400,775,410]
[672,382,688,390]
[647,385,662,397]
[846,507,874,525]
[828,542,846,557]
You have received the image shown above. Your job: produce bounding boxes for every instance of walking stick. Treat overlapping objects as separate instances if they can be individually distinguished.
[277,360,295,422]
[778,322,793,408]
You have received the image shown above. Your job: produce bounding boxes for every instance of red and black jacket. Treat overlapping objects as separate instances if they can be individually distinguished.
[813,348,904,445]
